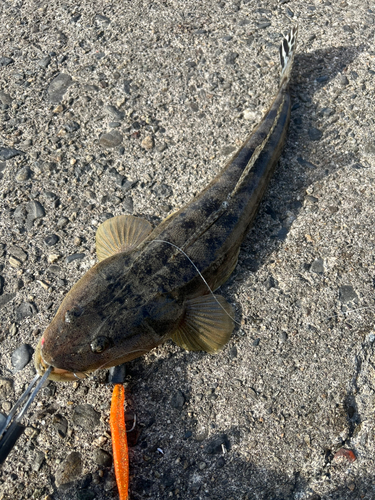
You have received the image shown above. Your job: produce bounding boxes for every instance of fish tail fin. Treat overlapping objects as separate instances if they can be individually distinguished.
[279,25,298,87]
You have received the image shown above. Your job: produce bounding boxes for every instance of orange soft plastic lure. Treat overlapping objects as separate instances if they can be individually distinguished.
[110,384,129,500]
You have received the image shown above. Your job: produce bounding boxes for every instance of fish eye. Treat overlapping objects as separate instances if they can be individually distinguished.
[90,336,110,353]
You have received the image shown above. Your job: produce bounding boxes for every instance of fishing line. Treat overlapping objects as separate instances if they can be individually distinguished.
[323,305,375,322]
[153,239,242,328]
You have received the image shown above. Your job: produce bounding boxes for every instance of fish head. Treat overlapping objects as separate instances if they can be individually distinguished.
[35,253,183,381]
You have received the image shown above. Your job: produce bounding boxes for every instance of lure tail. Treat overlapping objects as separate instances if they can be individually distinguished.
[279,26,298,86]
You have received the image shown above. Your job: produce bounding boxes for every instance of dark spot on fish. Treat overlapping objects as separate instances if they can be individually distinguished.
[65,306,84,323]
[181,219,198,231]
[142,263,154,277]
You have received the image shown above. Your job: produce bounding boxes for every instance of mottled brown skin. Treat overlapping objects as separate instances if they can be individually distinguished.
[35,76,291,381]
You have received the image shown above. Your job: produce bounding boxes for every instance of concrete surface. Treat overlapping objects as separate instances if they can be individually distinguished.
[0,0,375,499]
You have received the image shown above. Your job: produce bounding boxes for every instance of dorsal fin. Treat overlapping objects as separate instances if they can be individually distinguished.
[96,215,153,262]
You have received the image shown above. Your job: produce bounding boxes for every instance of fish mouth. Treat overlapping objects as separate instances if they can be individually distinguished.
[34,337,90,382]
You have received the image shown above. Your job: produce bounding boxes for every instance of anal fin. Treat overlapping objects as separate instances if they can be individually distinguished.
[210,247,240,292]
[96,215,153,262]
[172,294,234,353]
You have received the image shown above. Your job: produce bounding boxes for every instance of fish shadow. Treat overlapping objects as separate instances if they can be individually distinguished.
[224,43,365,303]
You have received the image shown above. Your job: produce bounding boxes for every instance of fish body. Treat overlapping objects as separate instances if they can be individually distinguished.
[35,27,298,381]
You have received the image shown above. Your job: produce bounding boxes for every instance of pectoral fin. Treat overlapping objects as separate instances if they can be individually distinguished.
[96,215,153,262]
[172,294,234,353]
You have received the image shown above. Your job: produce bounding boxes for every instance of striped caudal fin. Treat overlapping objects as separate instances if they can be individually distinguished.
[279,26,298,86]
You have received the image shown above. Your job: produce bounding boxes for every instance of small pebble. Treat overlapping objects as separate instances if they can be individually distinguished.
[99,131,123,148]
[2,401,12,412]
[279,331,288,343]
[38,56,51,69]
[123,198,134,213]
[229,346,237,358]
[321,107,334,116]
[48,254,61,264]
[156,142,167,153]
[0,57,14,67]
[66,253,85,264]
[0,91,12,105]
[248,387,257,399]
[339,285,358,303]
[171,390,186,409]
[27,200,45,221]
[55,452,82,487]
[72,404,101,430]
[265,275,277,290]
[304,196,318,205]
[308,127,323,141]
[0,378,13,399]
[53,414,68,438]
[8,245,27,262]
[310,258,324,274]
[285,7,294,17]
[0,293,17,309]
[9,256,22,269]
[15,166,32,182]
[47,73,73,103]
[11,344,34,371]
[189,102,199,112]
[95,14,111,26]
[340,74,349,86]
[44,234,59,246]
[53,105,64,113]
[225,52,238,65]
[93,449,112,467]
[64,121,80,133]
[243,109,257,120]
[141,135,154,150]
[103,104,124,121]
[57,217,69,228]
[0,147,24,161]
[258,22,271,29]
[297,157,317,169]
[32,451,45,472]
[16,302,37,321]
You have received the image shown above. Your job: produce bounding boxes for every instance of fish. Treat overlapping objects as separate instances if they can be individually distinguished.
[35,27,298,381]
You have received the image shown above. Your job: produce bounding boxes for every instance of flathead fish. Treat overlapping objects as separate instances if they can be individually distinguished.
[35,27,298,381]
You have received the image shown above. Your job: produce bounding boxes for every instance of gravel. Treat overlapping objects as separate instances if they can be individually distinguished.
[1,1,375,499]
